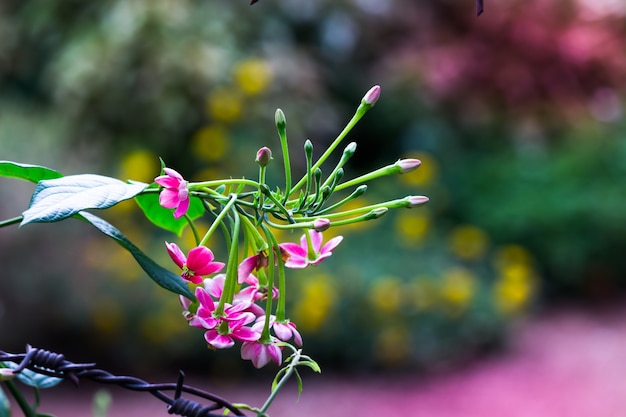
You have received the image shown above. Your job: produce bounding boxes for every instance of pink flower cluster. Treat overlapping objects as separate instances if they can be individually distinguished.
[156,167,344,368]
[167,230,342,368]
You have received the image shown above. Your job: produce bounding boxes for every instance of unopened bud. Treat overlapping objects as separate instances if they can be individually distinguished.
[395,158,421,174]
[362,85,381,107]
[0,368,15,382]
[406,196,429,207]
[344,142,357,158]
[275,108,286,131]
[256,147,273,167]
[312,218,331,232]
[365,207,388,220]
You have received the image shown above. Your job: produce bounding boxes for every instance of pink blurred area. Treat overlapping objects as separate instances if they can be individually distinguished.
[21,305,626,417]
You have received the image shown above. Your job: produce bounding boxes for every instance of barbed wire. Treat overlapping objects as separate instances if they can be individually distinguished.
[0,345,249,417]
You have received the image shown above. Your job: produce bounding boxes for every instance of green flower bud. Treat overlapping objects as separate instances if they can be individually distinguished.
[275,108,286,131]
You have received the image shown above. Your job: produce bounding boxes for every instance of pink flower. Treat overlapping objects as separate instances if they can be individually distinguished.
[254,315,303,346]
[155,168,190,218]
[204,313,260,349]
[190,287,261,349]
[237,252,269,284]
[280,230,343,269]
[166,242,225,284]
[241,339,283,368]
[273,320,303,346]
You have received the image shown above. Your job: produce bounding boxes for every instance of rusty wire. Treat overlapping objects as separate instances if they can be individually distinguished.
[0,345,248,417]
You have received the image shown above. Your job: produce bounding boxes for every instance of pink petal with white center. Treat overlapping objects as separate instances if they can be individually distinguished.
[241,341,282,368]
[159,189,182,209]
[204,274,225,299]
[204,330,234,349]
[231,325,261,342]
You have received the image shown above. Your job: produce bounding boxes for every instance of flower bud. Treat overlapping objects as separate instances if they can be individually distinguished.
[256,146,273,167]
[344,142,357,158]
[406,195,429,207]
[395,158,421,174]
[365,207,388,220]
[361,85,381,107]
[275,108,286,131]
[0,368,15,382]
[312,218,331,232]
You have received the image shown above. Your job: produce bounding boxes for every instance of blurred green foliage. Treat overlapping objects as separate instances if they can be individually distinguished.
[1,0,625,373]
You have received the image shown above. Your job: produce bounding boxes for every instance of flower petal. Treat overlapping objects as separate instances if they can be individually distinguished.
[165,242,186,269]
[205,330,234,349]
[321,236,343,255]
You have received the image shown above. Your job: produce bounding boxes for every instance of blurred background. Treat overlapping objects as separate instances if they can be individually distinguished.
[1,0,626,389]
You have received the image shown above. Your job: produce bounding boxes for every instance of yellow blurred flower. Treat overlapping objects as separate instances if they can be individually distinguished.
[404,276,439,310]
[440,267,477,314]
[492,246,538,314]
[449,225,489,260]
[191,125,229,162]
[493,245,534,272]
[206,88,242,122]
[493,274,535,314]
[369,276,403,314]
[233,58,272,95]
[400,151,438,187]
[374,325,411,366]
[118,149,160,183]
[394,209,430,246]
[292,274,336,333]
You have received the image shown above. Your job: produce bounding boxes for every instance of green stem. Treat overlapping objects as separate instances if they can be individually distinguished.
[277,123,292,204]
[306,197,408,220]
[290,108,366,194]
[199,194,238,247]
[264,226,286,321]
[192,178,259,189]
[216,209,240,314]
[0,216,22,228]
[4,380,37,417]
[260,185,293,223]
[259,224,276,342]
[257,348,302,416]
[184,214,201,245]
[334,164,396,191]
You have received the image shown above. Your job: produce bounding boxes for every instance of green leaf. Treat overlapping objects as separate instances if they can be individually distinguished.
[21,175,147,225]
[0,161,63,183]
[135,189,204,236]
[1,363,62,389]
[78,212,194,299]
[0,385,9,417]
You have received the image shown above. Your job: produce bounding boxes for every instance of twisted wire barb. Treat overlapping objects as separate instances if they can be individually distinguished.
[0,345,247,417]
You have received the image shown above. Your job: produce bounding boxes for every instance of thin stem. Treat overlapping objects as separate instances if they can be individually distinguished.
[192,178,259,189]
[216,209,240,314]
[257,348,302,416]
[334,164,394,191]
[0,216,22,228]
[199,194,238,247]
[290,109,364,194]
[4,380,37,417]
[260,224,275,342]
[264,226,286,321]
